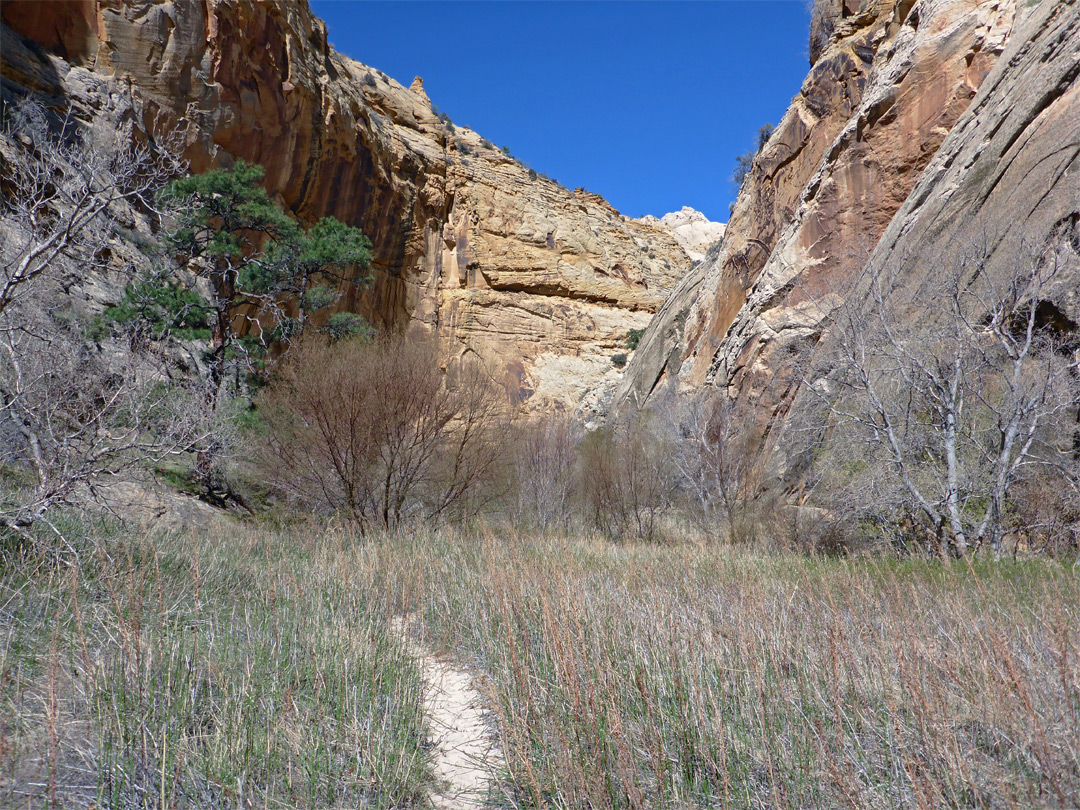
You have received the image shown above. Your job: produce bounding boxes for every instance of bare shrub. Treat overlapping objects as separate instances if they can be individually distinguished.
[1,100,184,317]
[511,413,578,533]
[0,101,201,543]
[258,333,511,528]
[578,416,674,542]
[661,392,758,544]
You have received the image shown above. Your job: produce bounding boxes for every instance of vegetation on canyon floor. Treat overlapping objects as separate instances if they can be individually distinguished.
[2,521,1078,808]
[5,97,1079,558]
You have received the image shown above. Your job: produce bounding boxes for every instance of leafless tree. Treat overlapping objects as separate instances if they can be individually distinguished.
[811,242,1080,556]
[0,100,207,544]
[512,413,578,533]
[663,392,754,543]
[1,100,185,316]
[0,309,217,542]
[578,416,674,542]
[258,334,513,529]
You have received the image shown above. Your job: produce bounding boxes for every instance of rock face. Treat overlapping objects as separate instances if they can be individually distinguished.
[615,0,1025,432]
[618,0,1080,507]
[761,0,1080,487]
[638,207,726,262]
[0,0,693,413]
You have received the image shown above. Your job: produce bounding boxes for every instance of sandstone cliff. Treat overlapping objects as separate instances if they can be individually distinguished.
[0,0,699,412]
[614,0,1027,434]
[772,0,1080,488]
[615,0,1080,513]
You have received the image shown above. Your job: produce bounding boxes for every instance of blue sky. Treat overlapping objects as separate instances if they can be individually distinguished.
[309,1,812,223]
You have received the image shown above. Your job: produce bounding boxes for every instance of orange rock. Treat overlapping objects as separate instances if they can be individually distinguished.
[1,0,695,412]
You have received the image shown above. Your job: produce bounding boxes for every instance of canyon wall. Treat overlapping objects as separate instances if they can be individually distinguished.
[611,0,1080,505]
[773,0,1080,489]
[0,0,710,412]
[617,0,1019,416]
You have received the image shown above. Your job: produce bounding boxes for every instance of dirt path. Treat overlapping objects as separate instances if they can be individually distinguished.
[395,619,503,809]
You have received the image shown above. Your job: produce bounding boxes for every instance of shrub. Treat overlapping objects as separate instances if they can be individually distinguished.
[578,420,674,542]
[625,328,646,351]
[732,150,755,186]
[258,333,512,528]
[757,121,775,150]
[611,352,628,368]
[510,414,578,532]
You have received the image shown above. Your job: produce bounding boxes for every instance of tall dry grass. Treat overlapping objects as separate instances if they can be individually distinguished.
[384,529,1080,809]
[3,520,1077,808]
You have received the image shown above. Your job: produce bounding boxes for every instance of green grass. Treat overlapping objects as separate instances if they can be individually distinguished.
[0,522,429,809]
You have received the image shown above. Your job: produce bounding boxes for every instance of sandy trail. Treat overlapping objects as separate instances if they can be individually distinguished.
[395,619,503,809]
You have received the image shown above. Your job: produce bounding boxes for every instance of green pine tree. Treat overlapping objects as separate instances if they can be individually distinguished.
[115,160,374,495]
[161,160,372,396]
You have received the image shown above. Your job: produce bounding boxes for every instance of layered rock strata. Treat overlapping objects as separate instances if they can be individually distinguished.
[0,0,697,412]
[615,0,1021,429]
[617,0,1080,510]
[772,0,1080,487]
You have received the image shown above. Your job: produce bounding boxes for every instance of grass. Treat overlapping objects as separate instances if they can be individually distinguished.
[383,528,1080,810]
[0,521,429,809]
[2,521,1078,808]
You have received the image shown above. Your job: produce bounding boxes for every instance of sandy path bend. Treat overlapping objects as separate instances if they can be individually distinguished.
[395,619,503,809]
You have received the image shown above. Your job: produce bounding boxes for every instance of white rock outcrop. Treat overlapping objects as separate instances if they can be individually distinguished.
[639,207,726,261]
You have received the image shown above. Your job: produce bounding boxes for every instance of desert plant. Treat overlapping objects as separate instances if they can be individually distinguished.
[731,122,775,188]
[663,392,756,543]
[159,161,372,396]
[0,100,184,318]
[0,522,430,809]
[258,333,511,528]
[110,162,375,492]
[390,531,1080,810]
[0,101,211,542]
[578,418,674,541]
[756,121,775,150]
[511,413,578,533]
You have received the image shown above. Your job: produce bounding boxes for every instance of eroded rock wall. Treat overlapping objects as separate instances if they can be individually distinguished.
[615,0,1020,431]
[772,0,1080,488]
[0,0,695,412]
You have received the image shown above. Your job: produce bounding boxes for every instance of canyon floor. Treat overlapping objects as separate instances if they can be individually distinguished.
[1,522,1077,809]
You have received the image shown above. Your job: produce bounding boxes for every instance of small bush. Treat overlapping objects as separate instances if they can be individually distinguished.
[578,419,674,542]
[732,150,755,186]
[757,121,775,150]
[611,352,628,368]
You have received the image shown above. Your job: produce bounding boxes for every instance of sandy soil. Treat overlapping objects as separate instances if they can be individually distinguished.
[395,618,504,809]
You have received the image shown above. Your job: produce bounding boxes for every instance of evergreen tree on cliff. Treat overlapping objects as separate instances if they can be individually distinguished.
[147,161,373,494]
